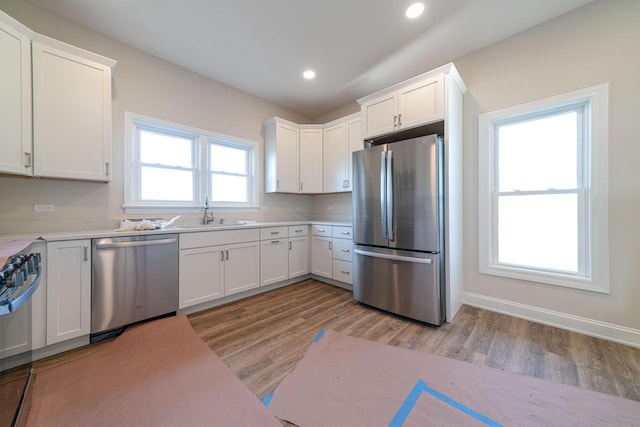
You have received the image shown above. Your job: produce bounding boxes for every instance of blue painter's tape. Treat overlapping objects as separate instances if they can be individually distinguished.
[262,393,274,407]
[389,379,503,427]
[313,329,326,343]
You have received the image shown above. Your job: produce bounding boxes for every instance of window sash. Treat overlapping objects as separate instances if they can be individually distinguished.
[123,112,259,212]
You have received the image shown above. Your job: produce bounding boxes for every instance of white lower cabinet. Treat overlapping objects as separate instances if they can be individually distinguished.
[311,236,333,278]
[260,225,310,285]
[179,245,224,308]
[46,239,91,344]
[260,238,288,286]
[179,229,259,309]
[224,242,260,295]
[288,235,309,278]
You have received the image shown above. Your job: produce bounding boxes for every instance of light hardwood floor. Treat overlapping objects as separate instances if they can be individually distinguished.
[187,279,640,403]
[35,279,640,405]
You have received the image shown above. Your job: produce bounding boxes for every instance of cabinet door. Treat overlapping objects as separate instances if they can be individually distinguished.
[345,118,362,192]
[361,92,397,139]
[323,123,347,193]
[275,122,299,192]
[398,75,444,130]
[47,240,91,344]
[225,241,259,295]
[260,239,288,286]
[289,236,309,278]
[299,128,323,193]
[0,20,32,176]
[179,245,224,309]
[32,41,112,182]
[311,236,332,278]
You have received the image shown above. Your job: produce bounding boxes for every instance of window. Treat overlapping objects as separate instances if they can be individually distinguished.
[478,84,609,293]
[124,113,258,213]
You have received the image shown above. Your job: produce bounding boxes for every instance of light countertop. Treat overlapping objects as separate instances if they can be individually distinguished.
[0,220,352,242]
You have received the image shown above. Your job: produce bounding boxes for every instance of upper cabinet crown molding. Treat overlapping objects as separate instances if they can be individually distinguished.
[0,10,116,182]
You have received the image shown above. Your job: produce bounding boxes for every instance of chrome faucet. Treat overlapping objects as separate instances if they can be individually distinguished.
[203,194,215,225]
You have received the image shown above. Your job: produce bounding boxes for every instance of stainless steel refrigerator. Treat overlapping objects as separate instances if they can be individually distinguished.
[352,134,444,325]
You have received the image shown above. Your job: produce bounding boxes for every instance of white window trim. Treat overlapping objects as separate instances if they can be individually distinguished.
[123,112,260,214]
[478,84,609,293]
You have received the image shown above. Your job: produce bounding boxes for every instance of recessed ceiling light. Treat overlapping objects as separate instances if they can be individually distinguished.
[405,2,425,19]
[303,70,316,80]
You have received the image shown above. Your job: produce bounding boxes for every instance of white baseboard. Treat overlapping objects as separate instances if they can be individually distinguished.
[462,292,640,348]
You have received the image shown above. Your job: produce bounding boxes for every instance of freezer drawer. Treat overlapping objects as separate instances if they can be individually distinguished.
[353,246,443,326]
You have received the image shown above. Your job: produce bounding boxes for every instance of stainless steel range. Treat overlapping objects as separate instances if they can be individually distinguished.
[0,241,42,427]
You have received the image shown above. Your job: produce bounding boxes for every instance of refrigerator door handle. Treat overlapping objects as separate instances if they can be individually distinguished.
[386,150,394,241]
[380,151,387,239]
[354,248,433,264]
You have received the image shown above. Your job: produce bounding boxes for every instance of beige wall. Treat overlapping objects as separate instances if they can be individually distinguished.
[0,0,312,233]
[456,0,640,330]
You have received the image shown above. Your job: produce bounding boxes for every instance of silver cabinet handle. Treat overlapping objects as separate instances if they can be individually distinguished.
[300,182,303,191]
[295,228,303,232]
[95,238,177,250]
[393,115,397,128]
[341,249,350,252]
[105,161,111,176]
[24,152,32,168]
[289,241,292,250]
[83,246,88,261]
[341,270,350,275]
[398,113,402,127]
[225,249,229,260]
[341,232,351,235]
[271,240,280,244]
[271,231,279,235]
[329,241,333,250]
[220,250,224,261]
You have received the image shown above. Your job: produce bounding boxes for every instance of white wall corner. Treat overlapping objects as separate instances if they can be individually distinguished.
[462,292,640,349]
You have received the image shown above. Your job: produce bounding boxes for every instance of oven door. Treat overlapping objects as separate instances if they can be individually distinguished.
[1,251,41,427]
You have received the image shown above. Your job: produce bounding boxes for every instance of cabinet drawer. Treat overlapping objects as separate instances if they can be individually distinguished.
[332,226,353,239]
[332,238,353,262]
[288,225,309,236]
[311,224,331,236]
[260,227,288,240]
[332,260,353,285]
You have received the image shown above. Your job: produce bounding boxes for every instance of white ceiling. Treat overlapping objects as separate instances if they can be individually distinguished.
[24,0,593,118]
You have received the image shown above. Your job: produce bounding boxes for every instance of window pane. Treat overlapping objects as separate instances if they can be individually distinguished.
[210,143,248,174]
[498,194,578,272]
[140,130,192,168]
[141,167,193,201]
[211,174,248,203]
[498,111,578,192]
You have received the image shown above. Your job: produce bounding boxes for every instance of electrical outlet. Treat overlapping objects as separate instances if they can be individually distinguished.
[34,204,55,213]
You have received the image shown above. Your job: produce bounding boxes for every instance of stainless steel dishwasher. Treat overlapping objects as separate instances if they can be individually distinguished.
[91,234,178,340]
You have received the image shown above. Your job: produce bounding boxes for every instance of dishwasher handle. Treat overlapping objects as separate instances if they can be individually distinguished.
[95,237,178,250]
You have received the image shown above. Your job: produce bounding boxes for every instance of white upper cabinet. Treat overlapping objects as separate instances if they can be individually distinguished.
[360,74,444,139]
[323,122,346,193]
[0,10,116,182]
[345,117,362,192]
[265,118,300,193]
[323,114,361,193]
[0,15,32,176]
[299,127,323,193]
[32,41,113,182]
[265,113,361,194]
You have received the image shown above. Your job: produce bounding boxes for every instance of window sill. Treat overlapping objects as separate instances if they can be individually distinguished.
[479,264,609,294]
